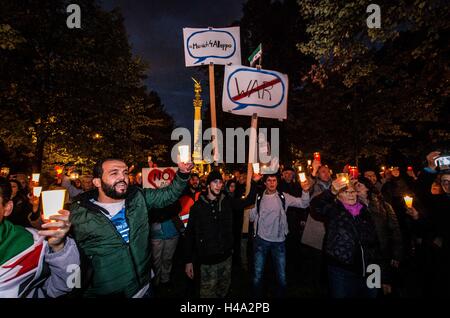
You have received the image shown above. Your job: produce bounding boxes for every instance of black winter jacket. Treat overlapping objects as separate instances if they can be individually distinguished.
[311,190,381,276]
[184,183,256,265]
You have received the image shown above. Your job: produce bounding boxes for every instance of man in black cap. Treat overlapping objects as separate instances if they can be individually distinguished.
[184,169,260,298]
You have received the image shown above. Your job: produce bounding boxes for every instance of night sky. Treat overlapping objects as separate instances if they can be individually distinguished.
[100,0,247,132]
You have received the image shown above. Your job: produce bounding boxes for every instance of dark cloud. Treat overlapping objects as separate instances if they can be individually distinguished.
[99,0,246,131]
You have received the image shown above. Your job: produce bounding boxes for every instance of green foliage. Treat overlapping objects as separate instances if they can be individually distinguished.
[0,0,174,173]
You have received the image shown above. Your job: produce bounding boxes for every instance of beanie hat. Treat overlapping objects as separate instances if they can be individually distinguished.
[207,171,223,185]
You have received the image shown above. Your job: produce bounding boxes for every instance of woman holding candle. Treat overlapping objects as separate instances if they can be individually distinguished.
[310,177,381,298]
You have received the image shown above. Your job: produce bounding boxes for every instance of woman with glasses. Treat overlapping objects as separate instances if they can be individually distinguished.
[310,177,381,298]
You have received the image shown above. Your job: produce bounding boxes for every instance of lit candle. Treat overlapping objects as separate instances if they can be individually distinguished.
[349,166,359,179]
[33,186,42,197]
[313,152,321,162]
[307,160,312,166]
[337,173,349,184]
[32,173,40,183]
[178,145,190,163]
[69,172,79,180]
[55,166,63,176]
[252,163,260,174]
[298,166,302,172]
[41,190,66,222]
[404,195,413,208]
[299,172,306,182]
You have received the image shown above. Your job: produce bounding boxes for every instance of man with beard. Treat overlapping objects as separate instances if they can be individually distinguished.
[69,158,193,297]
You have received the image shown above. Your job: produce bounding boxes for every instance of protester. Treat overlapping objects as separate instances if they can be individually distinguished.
[310,177,381,298]
[310,160,332,199]
[381,166,424,258]
[354,177,403,296]
[364,170,383,192]
[184,170,260,298]
[6,179,37,228]
[79,175,94,192]
[0,177,80,298]
[278,167,307,264]
[150,201,182,289]
[250,173,311,298]
[178,173,201,229]
[69,158,193,297]
[414,151,450,297]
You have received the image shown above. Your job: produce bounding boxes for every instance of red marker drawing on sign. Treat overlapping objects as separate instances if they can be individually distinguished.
[232,78,281,101]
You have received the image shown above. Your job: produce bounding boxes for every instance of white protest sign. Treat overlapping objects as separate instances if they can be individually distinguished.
[222,65,288,119]
[142,167,178,189]
[183,27,241,66]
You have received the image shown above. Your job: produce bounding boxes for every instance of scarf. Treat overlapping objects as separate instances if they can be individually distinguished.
[342,202,364,217]
[0,220,34,266]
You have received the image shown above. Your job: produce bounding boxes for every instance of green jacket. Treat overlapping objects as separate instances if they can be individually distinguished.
[69,171,189,297]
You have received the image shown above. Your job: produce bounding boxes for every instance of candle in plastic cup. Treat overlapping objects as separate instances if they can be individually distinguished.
[336,173,349,184]
[299,172,306,183]
[41,190,66,222]
[349,166,359,179]
[252,163,260,174]
[404,196,413,208]
[307,160,312,166]
[313,152,321,162]
[32,173,40,183]
[33,186,42,197]
[298,166,302,172]
[407,166,413,171]
[178,145,190,163]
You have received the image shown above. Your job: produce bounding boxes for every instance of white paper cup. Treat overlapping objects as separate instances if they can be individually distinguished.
[299,172,306,182]
[33,186,42,197]
[41,190,66,221]
[32,173,40,183]
[178,145,190,163]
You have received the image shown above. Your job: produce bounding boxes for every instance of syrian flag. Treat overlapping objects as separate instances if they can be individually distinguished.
[0,230,46,297]
[248,43,262,67]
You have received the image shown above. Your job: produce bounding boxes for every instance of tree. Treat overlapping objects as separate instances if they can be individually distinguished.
[0,0,175,173]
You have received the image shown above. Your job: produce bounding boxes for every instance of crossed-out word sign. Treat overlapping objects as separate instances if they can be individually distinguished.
[222,65,288,120]
[183,27,241,66]
[142,167,178,189]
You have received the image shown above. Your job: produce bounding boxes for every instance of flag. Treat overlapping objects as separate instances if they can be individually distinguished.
[248,43,262,67]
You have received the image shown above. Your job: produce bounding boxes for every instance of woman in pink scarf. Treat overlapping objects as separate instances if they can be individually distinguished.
[310,176,381,298]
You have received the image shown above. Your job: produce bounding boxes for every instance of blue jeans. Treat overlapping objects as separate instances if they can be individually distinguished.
[252,236,286,298]
[328,265,378,298]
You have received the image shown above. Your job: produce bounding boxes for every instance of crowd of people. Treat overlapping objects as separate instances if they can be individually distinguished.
[0,150,448,298]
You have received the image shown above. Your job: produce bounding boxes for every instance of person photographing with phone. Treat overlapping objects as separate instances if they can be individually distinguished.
[414,151,450,297]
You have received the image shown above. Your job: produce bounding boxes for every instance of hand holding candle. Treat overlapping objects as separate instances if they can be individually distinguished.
[41,190,66,222]
[32,173,40,183]
[178,145,190,163]
[299,172,307,183]
[313,152,321,163]
[33,186,42,197]
[336,173,349,184]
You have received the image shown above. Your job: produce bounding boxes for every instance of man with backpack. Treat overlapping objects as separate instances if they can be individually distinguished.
[250,173,311,298]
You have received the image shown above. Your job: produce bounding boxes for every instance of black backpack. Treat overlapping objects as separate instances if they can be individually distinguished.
[254,191,286,237]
